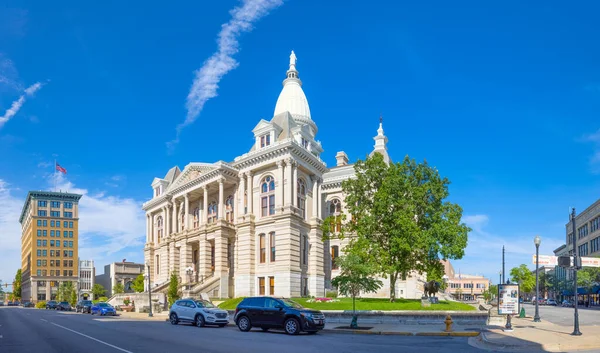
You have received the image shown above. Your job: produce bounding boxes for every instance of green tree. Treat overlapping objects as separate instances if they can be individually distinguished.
[57,281,76,305]
[167,272,180,307]
[331,249,383,328]
[509,265,535,293]
[132,274,145,293]
[92,284,106,299]
[113,283,125,294]
[426,266,448,291]
[13,269,22,299]
[323,153,470,302]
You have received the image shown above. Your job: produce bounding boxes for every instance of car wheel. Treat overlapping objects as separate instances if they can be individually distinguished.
[284,318,300,335]
[169,313,179,325]
[237,316,251,332]
[195,314,205,328]
[261,327,269,332]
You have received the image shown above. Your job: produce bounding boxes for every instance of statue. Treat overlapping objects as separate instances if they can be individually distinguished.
[423,280,441,298]
[290,50,297,67]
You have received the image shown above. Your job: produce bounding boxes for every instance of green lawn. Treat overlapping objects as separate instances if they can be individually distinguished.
[218,297,475,311]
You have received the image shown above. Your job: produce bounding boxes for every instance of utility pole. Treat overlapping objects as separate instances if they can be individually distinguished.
[571,208,581,336]
[502,246,506,284]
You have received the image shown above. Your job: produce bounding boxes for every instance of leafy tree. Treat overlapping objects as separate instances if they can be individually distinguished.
[509,265,535,293]
[113,283,125,294]
[167,272,180,307]
[57,281,76,305]
[331,248,383,328]
[426,266,448,291]
[92,284,106,299]
[322,153,470,302]
[13,269,22,299]
[132,274,145,293]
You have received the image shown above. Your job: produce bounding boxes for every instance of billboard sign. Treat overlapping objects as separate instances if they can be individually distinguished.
[498,283,520,315]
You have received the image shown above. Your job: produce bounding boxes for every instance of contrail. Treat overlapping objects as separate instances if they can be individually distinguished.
[0,82,44,128]
[167,0,284,152]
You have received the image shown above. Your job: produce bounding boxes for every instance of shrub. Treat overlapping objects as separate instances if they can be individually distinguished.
[35,301,46,309]
[123,298,130,306]
[99,297,108,302]
[326,290,338,298]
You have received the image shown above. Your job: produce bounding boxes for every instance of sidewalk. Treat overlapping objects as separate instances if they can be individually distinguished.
[471,317,600,352]
[116,311,481,336]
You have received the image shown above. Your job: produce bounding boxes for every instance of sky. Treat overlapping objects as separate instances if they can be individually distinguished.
[1,0,599,285]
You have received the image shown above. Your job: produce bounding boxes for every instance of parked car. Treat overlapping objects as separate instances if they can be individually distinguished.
[0,301,4,306]
[22,302,35,308]
[76,300,93,313]
[46,300,59,310]
[169,299,229,327]
[234,297,325,335]
[57,302,72,311]
[546,299,557,306]
[91,302,116,316]
[562,300,574,307]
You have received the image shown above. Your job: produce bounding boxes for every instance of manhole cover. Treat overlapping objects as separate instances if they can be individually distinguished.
[334,326,373,330]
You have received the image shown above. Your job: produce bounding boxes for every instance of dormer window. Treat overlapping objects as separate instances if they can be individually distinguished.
[154,187,161,197]
[260,134,271,148]
[301,137,309,149]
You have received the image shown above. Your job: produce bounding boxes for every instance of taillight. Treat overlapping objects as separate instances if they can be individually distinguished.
[235,307,239,315]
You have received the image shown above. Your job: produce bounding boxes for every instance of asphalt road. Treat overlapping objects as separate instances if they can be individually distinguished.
[521,303,600,326]
[0,306,489,353]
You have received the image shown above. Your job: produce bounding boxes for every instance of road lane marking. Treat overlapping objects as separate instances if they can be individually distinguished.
[40,319,48,322]
[49,322,133,353]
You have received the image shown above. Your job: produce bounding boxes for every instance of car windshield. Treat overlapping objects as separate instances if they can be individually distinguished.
[60,302,69,305]
[48,301,57,304]
[195,301,216,308]
[98,303,111,307]
[280,299,304,309]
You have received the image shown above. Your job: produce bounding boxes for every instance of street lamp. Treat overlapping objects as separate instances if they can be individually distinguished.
[534,235,541,322]
[145,262,153,317]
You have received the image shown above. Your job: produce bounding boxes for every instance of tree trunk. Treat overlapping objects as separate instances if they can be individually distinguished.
[389,273,398,302]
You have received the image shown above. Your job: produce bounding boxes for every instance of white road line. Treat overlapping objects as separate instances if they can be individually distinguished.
[48,322,133,353]
[40,319,48,322]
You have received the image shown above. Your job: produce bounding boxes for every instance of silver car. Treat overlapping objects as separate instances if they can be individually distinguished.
[169,299,229,327]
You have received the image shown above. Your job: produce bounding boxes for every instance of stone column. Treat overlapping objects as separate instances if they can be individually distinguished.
[184,194,190,230]
[172,200,177,234]
[218,178,224,220]
[165,205,170,237]
[152,214,157,244]
[247,172,254,215]
[162,207,167,239]
[215,232,229,298]
[233,183,238,220]
[239,173,246,215]
[199,238,211,279]
[203,186,209,224]
[277,160,285,211]
[146,214,151,243]
[179,242,192,283]
[312,176,319,219]
[292,162,298,207]
[286,158,294,206]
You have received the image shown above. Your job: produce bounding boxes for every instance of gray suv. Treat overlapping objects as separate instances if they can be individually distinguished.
[169,299,229,327]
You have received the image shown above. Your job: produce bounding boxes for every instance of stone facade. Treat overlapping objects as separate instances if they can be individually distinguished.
[95,262,145,297]
[78,259,95,300]
[565,199,600,257]
[143,52,422,299]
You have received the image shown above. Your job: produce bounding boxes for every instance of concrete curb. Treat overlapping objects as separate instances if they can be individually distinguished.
[415,331,480,337]
[323,329,479,337]
[476,332,600,352]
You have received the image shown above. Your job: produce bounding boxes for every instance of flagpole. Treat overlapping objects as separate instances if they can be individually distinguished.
[54,159,57,192]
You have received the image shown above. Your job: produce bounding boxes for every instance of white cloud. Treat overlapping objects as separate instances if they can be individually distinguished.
[0,180,25,284]
[0,81,45,129]
[37,161,52,168]
[453,214,564,280]
[0,54,22,91]
[167,0,283,151]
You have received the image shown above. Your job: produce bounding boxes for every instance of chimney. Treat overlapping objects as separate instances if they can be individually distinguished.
[335,151,349,166]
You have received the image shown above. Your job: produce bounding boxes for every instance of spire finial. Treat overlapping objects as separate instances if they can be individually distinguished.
[290,50,297,68]
[380,114,383,124]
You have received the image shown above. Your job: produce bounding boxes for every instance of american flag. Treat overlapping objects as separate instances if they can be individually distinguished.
[56,163,67,174]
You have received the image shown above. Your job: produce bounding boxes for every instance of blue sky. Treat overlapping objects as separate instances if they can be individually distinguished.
[1,0,599,284]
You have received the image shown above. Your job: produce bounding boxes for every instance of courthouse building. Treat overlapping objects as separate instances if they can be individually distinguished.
[143,51,424,299]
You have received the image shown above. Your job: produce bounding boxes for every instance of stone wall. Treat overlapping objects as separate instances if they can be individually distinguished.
[107,292,166,313]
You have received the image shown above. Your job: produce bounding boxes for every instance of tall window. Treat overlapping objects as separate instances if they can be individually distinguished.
[193,207,200,228]
[208,202,218,223]
[269,276,275,295]
[297,179,307,219]
[156,255,160,274]
[270,232,276,262]
[226,195,234,222]
[261,176,276,217]
[329,199,342,232]
[156,216,163,239]
[302,235,308,265]
[260,134,271,148]
[331,245,339,270]
[259,234,266,263]
[259,277,265,295]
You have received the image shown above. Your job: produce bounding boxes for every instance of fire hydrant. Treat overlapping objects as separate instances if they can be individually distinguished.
[444,315,453,332]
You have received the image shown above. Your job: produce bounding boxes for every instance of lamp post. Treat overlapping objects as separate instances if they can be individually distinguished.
[499,271,502,285]
[145,262,153,317]
[571,208,582,336]
[534,235,541,322]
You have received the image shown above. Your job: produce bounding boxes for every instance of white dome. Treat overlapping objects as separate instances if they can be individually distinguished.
[274,79,311,120]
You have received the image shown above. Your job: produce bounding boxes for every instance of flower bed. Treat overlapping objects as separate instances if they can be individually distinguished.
[306,297,340,303]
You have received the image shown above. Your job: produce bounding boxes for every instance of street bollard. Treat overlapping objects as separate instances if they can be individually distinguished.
[444,315,453,332]
[519,307,525,318]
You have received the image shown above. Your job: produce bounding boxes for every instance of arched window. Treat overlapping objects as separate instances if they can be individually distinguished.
[261,176,276,217]
[193,207,200,228]
[226,195,234,222]
[329,199,342,232]
[297,179,307,219]
[208,201,217,224]
[156,216,163,239]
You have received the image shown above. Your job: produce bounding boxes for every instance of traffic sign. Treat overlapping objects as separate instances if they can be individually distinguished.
[532,255,600,268]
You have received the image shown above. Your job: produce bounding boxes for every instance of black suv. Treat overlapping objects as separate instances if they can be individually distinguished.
[46,300,58,309]
[234,297,325,335]
[57,301,71,311]
[76,300,93,313]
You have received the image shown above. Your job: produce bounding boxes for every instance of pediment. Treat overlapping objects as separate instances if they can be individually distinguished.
[251,119,272,133]
[167,163,218,191]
